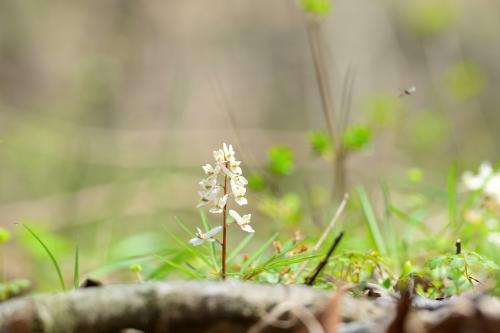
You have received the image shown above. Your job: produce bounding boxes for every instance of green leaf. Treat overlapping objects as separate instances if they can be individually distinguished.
[22,224,66,291]
[342,125,372,151]
[268,146,294,176]
[301,0,332,15]
[309,131,331,156]
[426,255,447,269]
[248,173,266,191]
[0,228,11,244]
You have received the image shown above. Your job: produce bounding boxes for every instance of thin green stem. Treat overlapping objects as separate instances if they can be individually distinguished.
[222,163,229,280]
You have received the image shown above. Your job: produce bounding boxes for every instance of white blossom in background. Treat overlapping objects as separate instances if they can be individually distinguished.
[462,161,500,204]
[487,232,500,248]
[190,143,254,246]
[462,162,493,191]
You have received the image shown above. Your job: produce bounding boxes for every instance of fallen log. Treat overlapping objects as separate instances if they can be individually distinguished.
[0,280,388,333]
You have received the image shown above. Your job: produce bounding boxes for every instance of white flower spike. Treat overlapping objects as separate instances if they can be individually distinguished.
[191,142,254,251]
[229,209,254,233]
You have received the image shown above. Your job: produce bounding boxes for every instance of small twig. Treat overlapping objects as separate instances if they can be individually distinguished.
[294,194,348,280]
[306,232,345,286]
[455,239,461,255]
[305,16,337,148]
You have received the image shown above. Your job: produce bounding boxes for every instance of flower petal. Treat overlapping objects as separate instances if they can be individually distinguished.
[189,237,204,246]
[204,226,223,238]
[240,224,255,233]
[235,196,248,206]
[229,209,241,223]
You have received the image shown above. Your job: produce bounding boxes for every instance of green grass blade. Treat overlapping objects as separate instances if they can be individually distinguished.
[162,226,214,269]
[356,186,387,255]
[389,206,431,234]
[199,210,219,272]
[239,232,279,273]
[381,183,400,265]
[73,246,79,289]
[154,254,201,279]
[174,216,194,236]
[227,233,254,264]
[22,224,66,290]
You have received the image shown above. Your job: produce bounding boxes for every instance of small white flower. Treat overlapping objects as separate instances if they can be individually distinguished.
[230,180,248,205]
[223,143,235,159]
[202,164,220,176]
[198,177,217,191]
[221,165,248,186]
[209,194,229,214]
[462,162,493,191]
[228,159,242,175]
[189,226,223,246]
[213,149,225,163]
[196,186,221,208]
[229,209,254,233]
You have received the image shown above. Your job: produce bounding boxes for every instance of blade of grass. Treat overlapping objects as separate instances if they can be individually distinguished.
[239,232,279,273]
[389,206,431,234]
[162,226,214,269]
[73,246,79,289]
[227,233,254,264]
[244,252,320,280]
[356,186,387,255]
[199,210,219,272]
[154,254,201,279]
[381,183,400,266]
[174,216,194,236]
[22,224,66,290]
[147,251,190,280]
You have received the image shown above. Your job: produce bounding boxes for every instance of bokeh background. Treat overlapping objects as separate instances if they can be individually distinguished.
[1,0,499,289]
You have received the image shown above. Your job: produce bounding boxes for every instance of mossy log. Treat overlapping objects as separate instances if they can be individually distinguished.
[0,280,498,333]
[0,280,390,333]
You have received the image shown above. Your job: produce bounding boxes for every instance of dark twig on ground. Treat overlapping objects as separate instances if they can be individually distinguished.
[306,232,345,286]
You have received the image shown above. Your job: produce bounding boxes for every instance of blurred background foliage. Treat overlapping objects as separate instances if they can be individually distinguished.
[1,0,500,291]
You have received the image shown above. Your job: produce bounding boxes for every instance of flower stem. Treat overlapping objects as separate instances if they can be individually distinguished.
[222,163,228,280]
